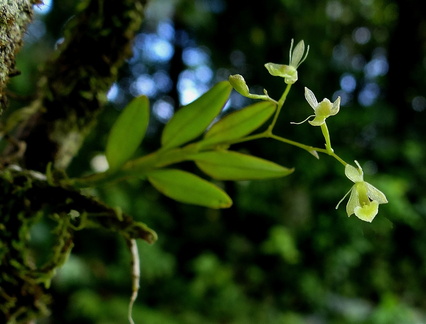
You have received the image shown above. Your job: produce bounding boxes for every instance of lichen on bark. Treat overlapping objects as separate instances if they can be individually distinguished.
[0,166,156,323]
[14,0,146,171]
[0,0,35,112]
[0,0,153,323]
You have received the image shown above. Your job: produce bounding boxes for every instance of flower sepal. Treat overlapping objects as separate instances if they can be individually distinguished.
[264,39,309,85]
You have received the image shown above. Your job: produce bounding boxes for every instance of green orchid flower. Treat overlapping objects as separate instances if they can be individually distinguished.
[291,87,341,126]
[304,87,341,126]
[336,161,388,222]
[264,39,309,84]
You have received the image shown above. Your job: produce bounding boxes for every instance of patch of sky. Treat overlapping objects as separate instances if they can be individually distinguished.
[334,90,351,106]
[107,83,127,104]
[182,47,211,67]
[134,34,174,63]
[130,63,147,77]
[352,27,371,45]
[125,13,217,111]
[145,0,176,22]
[131,74,157,97]
[153,98,174,123]
[194,65,213,84]
[157,20,175,41]
[229,92,250,109]
[358,82,380,106]
[364,53,388,79]
[107,83,119,102]
[153,71,173,93]
[34,0,53,15]
[54,37,64,50]
[24,19,46,44]
[177,70,209,106]
[340,74,357,93]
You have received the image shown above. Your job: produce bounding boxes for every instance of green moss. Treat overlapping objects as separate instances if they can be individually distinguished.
[0,165,156,323]
[0,0,34,113]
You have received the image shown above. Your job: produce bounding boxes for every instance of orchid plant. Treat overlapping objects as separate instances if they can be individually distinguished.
[71,39,388,224]
[64,39,388,322]
[229,39,387,222]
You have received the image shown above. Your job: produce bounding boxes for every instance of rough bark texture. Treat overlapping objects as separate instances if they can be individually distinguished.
[0,167,157,323]
[0,0,35,112]
[16,0,146,171]
[0,1,154,323]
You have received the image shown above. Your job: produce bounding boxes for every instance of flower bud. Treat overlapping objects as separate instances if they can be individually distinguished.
[229,74,250,97]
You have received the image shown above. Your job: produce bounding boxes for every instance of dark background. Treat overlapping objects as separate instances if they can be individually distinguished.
[10,0,426,323]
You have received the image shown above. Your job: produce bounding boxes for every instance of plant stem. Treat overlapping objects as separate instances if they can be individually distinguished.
[329,152,348,166]
[320,122,333,154]
[320,122,347,166]
[269,134,323,157]
[268,83,292,131]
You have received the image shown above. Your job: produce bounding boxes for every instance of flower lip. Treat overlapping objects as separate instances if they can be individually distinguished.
[336,160,388,222]
[354,200,379,222]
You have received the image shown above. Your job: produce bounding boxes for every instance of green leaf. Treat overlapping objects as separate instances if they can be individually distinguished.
[201,101,276,146]
[106,96,150,171]
[161,81,232,150]
[190,151,294,180]
[147,169,232,209]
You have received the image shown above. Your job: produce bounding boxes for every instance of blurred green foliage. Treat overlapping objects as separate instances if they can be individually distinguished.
[9,0,426,323]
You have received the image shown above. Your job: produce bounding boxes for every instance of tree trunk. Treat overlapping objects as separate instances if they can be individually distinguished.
[0,1,155,323]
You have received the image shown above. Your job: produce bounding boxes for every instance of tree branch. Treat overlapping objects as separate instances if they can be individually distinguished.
[0,0,36,112]
[0,165,156,323]
[12,0,147,171]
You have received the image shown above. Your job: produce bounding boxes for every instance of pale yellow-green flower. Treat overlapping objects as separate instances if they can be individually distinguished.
[291,88,341,126]
[304,87,340,126]
[336,161,388,222]
[264,39,309,84]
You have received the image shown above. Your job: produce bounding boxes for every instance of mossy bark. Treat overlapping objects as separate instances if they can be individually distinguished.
[0,0,36,112]
[0,0,153,323]
[0,167,156,323]
[15,0,146,171]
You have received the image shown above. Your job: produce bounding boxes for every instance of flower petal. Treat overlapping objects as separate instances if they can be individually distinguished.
[345,162,363,183]
[330,96,341,115]
[264,63,294,77]
[304,87,318,110]
[290,40,306,67]
[346,185,359,216]
[366,182,388,204]
[354,200,379,222]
